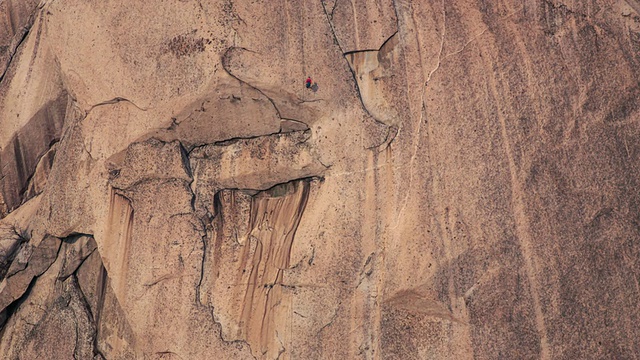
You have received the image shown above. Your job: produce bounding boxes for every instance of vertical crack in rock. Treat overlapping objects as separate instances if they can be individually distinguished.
[71,237,135,359]
[389,0,444,229]
[83,252,125,359]
[201,179,312,359]
[482,47,551,360]
[424,0,446,87]
[194,193,213,305]
[92,260,108,336]
[64,275,98,360]
[498,117,551,359]
[178,141,192,180]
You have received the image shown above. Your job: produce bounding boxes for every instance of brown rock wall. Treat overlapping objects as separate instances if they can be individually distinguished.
[0,0,639,359]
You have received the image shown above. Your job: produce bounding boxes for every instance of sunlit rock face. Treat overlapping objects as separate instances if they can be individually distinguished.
[1,0,640,359]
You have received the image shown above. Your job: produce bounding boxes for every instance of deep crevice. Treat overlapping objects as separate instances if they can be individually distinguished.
[205,176,323,196]
[187,129,311,156]
[0,270,39,331]
[194,219,208,305]
[178,141,193,179]
[0,8,36,85]
[92,261,108,356]
[73,264,96,322]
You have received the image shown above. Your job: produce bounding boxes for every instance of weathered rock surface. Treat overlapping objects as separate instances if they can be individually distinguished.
[1,0,640,359]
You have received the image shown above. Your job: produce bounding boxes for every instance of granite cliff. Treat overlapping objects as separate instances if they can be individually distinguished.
[1,0,640,359]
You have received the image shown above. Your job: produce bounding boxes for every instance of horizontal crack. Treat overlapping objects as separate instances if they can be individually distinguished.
[187,129,312,155]
[86,97,149,114]
[342,30,399,56]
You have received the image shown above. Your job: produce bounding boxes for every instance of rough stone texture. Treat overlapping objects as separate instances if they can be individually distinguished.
[1,0,640,359]
[199,180,313,359]
[0,0,39,79]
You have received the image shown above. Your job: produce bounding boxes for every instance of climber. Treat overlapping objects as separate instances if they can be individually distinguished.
[305,76,312,89]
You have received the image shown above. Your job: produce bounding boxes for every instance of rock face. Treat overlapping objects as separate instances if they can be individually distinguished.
[1,0,640,359]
